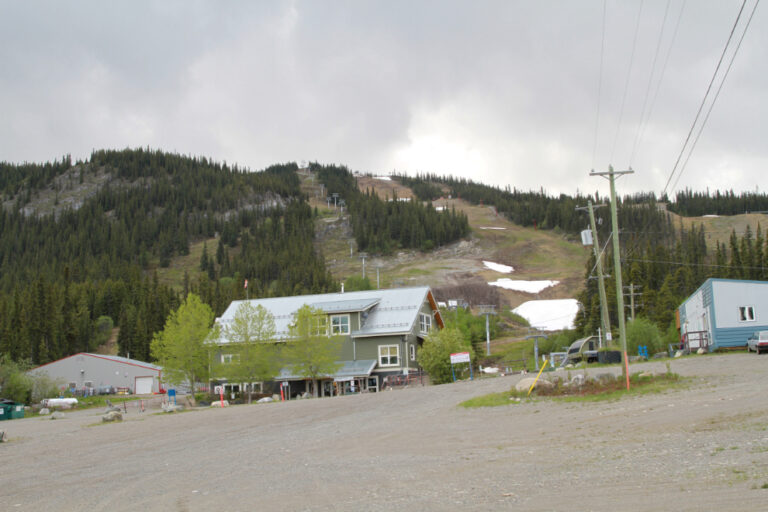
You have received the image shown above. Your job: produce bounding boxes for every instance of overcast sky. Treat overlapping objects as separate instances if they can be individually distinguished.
[1,1,764,196]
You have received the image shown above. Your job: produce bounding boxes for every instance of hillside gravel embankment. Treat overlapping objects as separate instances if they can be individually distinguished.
[3,354,768,511]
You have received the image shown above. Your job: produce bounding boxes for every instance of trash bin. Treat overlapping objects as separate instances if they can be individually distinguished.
[9,403,25,419]
[0,400,12,421]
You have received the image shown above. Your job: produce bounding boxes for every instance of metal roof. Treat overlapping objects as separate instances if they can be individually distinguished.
[275,359,377,381]
[215,286,433,343]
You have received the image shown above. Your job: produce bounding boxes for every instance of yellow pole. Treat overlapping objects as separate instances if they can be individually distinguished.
[527,358,548,396]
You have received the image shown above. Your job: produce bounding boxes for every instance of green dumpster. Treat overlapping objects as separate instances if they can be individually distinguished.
[9,403,25,419]
[0,402,10,421]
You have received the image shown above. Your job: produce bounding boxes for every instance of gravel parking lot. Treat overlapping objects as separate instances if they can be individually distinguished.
[3,353,768,511]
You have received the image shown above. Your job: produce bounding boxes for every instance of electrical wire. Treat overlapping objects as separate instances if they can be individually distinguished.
[630,0,671,166]
[622,257,766,271]
[592,0,608,169]
[662,0,748,196]
[670,0,761,193]
[610,0,645,164]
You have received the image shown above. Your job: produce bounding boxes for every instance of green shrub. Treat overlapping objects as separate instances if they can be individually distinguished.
[626,317,663,355]
[417,327,475,384]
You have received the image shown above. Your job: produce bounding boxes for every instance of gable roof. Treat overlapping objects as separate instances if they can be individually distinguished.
[30,352,162,373]
[215,286,441,343]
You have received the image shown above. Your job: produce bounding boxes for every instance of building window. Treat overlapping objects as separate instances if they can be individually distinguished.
[409,344,416,361]
[314,316,328,336]
[331,314,350,335]
[419,313,432,334]
[221,353,240,364]
[739,306,756,322]
[379,345,399,366]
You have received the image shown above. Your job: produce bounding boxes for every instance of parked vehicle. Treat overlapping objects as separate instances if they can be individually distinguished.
[566,336,599,364]
[747,330,768,354]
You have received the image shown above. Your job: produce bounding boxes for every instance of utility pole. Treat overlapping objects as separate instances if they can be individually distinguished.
[477,305,496,356]
[359,252,368,279]
[525,331,547,371]
[624,283,643,321]
[576,201,611,342]
[591,166,633,379]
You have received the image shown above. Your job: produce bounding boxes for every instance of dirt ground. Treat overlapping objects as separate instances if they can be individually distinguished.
[3,354,768,511]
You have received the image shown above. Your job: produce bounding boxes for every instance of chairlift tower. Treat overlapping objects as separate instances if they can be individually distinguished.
[477,305,496,356]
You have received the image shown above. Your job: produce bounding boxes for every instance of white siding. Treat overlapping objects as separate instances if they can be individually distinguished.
[712,281,768,329]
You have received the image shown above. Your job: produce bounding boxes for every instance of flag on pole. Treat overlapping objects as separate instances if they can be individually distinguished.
[244,279,248,289]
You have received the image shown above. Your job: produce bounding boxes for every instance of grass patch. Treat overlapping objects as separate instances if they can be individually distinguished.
[460,372,684,408]
[459,392,521,408]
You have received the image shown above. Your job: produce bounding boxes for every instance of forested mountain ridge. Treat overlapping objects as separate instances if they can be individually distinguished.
[0,149,337,365]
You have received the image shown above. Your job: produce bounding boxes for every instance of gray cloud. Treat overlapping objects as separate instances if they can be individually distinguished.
[1,0,764,196]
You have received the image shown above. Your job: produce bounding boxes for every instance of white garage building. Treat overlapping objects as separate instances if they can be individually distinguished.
[29,353,163,395]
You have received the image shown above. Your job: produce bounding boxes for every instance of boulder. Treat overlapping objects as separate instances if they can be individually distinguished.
[514,377,554,393]
[210,400,230,407]
[697,348,706,355]
[162,404,184,413]
[51,411,65,420]
[593,373,616,383]
[104,406,121,414]
[638,372,653,379]
[39,408,51,416]
[674,350,684,358]
[652,352,667,359]
[301,392,312,399]
[0,430,6,442]
[257,397,273,403]
[271,394,281,401]
[102,411,123,422]
[570,374,586,387]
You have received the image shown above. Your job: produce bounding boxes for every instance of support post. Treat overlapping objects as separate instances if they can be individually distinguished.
[591,166,633,379]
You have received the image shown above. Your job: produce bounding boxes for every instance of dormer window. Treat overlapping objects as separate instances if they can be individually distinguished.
[331,314,350,335]
[419,313,432,334]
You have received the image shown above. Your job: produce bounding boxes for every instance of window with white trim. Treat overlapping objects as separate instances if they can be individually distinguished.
[419,313,432,334]
[221,353,240,364]
[409,344,416,361]
[739,306,756,322]
[379,345,399,366]
[331,314,350,335]
[313,316,328,336]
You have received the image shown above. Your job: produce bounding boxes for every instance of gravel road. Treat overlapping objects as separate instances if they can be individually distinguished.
[3,354,768,511]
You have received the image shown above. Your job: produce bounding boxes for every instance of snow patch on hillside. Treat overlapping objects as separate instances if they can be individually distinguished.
[483,261,514,273]
[512,299,579,331]
[489,279,558,293]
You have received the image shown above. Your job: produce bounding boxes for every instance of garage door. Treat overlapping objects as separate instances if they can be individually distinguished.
[135,377,154,394]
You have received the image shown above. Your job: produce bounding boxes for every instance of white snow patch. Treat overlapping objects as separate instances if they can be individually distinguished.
[374,176,392,181]
[489,279,558,293]
[483,261,514,273]
[512,299,579,331]
[702,214,719,218]
[479,227,506,230]
[435,206,445,211]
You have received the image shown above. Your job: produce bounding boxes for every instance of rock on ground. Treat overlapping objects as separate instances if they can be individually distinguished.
[50,411,65,420]
[102,411,123,422]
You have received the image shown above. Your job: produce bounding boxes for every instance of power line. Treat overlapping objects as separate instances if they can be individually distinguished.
[670,0,761,193]
[592,0,608,168]
[630,0,671,166]
[662,0,748,196]
[622,257,766,271]
[610,0,645,164]
[641,0,686,166]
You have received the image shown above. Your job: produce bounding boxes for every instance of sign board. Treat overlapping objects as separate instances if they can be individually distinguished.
[580,229,593,246]
[450,352,471,364]
[214,385,223,395]
[606,332,613,341]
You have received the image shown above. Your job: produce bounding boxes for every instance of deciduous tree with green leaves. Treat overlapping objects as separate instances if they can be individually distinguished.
[417,327,474,385]
[283,305,343,397]
[150,294,215,399]
[216,302,280,403]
